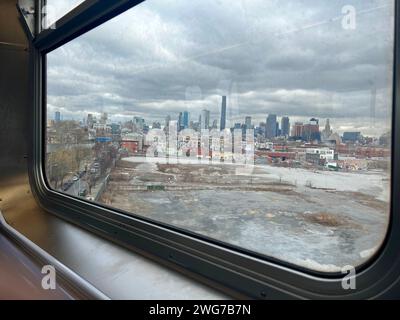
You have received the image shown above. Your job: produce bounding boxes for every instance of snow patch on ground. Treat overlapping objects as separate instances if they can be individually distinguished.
[252,165,389,202]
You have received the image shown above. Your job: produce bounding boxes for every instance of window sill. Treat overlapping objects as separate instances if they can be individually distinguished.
[0,170,231,300]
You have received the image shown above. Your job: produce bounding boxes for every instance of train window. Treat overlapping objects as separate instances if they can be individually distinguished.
[45,0,394,273]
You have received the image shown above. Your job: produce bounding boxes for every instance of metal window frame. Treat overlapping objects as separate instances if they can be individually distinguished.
[26,0,400,299]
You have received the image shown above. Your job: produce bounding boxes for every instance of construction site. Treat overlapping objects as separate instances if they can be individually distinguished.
[98,157,390,272]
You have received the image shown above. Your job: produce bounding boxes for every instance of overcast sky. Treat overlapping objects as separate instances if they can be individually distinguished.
[47,0,394,136]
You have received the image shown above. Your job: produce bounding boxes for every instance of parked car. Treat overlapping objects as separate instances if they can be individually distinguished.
[61,183,69,191]
[62,181,73,191]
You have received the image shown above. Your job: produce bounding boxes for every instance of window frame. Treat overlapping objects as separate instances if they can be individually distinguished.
[28,0,400,299]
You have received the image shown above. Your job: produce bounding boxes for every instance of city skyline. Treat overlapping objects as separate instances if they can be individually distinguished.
[47,0,394,138]
[48,105,391,138]
[52,106,390,139]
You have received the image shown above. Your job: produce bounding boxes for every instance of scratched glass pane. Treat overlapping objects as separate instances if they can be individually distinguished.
[45,0,394,272]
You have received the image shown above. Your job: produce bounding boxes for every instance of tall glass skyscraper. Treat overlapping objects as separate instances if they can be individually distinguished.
[201,109,210,130]
[281,116,290,137]
[183,111,189,129]
[245,116,252,128]
[55,111,61,122]
[266,114,277,139]
[178,112,183,131]
[220,96,227,130]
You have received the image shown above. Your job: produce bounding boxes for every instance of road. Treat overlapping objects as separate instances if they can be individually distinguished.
[65,177,89,197]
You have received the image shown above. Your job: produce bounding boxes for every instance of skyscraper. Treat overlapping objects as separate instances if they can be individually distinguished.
[133,116,145,132]
[220,96,227,130]
[101,112,108,124]
[183,111,189,129]
[266,114,277,139]
[281,116,290,137]
[55,111,61,122]
[245,116,252,128]
[165,115,171,128]
[152,121,161,129]
[178,112,183,131]
[201,109,210,130]
[87,113,94,128]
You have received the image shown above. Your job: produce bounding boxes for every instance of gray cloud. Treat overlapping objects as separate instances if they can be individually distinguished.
[47,0,394,136]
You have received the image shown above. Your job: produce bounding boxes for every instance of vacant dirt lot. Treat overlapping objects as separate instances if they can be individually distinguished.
[99,160,390,272]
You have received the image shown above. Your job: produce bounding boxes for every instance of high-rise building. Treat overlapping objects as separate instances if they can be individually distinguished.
[55,111,61,122]
[266,114,277,139]
[245,116,252,128]
[165,115,171,128]
[178,112,183,131]
[343,132,362,143]
[258,122,266,137]
[281,116,290,137]
[379,131,390,146]
[101,112,108,124]
[110,123,121,135]
[183,111,189,129]
[192,121,200,132]
[201,109,210,130]
[292,122,304,138]
[152,121,161,129]
[87,113,94,128]
[302,118,320,142]
[133,116,145,132]
[220,96,227,130]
